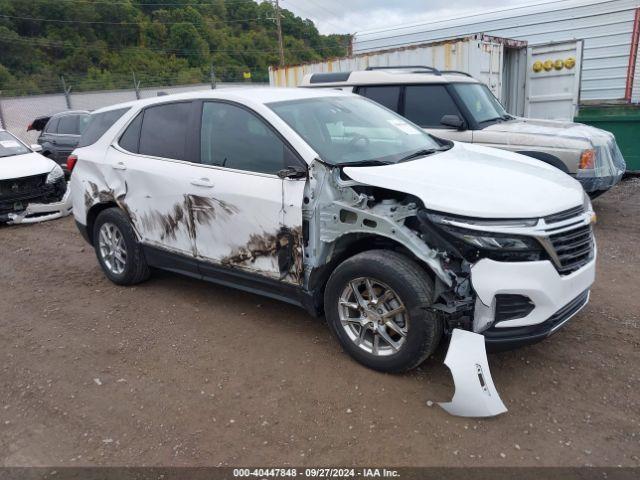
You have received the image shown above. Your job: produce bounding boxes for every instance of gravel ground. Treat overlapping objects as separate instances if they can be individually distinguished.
[0,179,639,467]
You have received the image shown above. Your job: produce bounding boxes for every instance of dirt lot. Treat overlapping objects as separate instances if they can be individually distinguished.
[1,179,639,468]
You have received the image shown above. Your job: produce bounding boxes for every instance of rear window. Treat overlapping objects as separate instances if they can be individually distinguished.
[58,115,81,135]
[78,108,129,147]
[138,102,191,160]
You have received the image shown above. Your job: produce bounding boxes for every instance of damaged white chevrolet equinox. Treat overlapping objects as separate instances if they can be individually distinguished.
[71,88,596,373]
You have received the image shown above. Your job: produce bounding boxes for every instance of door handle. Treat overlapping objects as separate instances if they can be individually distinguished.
[190,178,214,188]
[51,140,58,145]
[112,162,127,171]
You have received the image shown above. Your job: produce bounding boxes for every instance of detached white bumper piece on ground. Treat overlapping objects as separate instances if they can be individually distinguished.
[439,329,508,418]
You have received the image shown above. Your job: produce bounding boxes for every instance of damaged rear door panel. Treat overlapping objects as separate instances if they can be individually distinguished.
[109,101,202,257]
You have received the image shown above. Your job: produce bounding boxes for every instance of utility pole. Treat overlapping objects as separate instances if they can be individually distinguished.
[210,64,217,89]
[132,72,141,100]
[60,76,72,110]
[274,0,285,66]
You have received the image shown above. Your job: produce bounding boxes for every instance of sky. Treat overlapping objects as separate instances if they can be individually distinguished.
[278,0,556,35]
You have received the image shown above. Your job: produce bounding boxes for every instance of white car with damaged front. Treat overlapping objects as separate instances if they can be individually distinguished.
[0,129,72,224]
[70,88,596,384]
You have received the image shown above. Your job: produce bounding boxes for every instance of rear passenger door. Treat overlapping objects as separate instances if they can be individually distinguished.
[110,101,203,258]
[191,101,306,284]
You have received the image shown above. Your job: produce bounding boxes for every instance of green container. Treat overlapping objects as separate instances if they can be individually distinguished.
[575,105,640,173]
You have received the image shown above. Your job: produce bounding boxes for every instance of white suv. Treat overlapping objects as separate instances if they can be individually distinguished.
[70,88,596,373]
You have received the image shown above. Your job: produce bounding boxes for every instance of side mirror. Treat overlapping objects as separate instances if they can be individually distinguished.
[277,165,307,179]
[440,114,466,130]
[31,144,43,152]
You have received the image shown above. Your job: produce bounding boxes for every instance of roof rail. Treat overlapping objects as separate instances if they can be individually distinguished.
[440,70,473,77]
[365,65,442,76]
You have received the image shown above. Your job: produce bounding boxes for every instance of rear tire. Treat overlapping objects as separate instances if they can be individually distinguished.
[324,249,442,373]
[93,207,150,285]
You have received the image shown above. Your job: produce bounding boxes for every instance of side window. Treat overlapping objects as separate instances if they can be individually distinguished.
[138,102,191,160]
[45,117,59,134]
[58,115,80,135]
[358,86,401,112]
[200,102,286,175]
[119,113,143,153]
[403,85,462,127]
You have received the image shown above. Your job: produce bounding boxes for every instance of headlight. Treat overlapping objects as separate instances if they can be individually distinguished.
[439,225,540,251]
[579,149,595,170]
[46,164,64,184]
[419,211,544,262]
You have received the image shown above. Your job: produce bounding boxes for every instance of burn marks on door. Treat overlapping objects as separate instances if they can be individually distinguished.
[221,226,304,284]
[139,194,238,243]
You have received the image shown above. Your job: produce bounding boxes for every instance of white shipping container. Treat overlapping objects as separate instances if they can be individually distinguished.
[269,35,528,115]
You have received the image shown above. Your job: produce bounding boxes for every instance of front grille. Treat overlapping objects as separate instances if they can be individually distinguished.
[495,294,535,323]
[0,173,56,216]
[548,224,594,274]
[544,205,584,224]
[0,174,48,201]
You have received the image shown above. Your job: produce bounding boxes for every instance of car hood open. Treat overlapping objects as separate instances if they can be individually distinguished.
[0,152,56,181]
[343,142,584,219]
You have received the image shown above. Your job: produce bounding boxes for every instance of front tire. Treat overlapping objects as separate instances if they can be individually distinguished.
[324,250,442,373]
[93,208,150,285]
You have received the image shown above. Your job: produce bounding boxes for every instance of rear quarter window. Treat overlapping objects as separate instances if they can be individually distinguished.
[77,108,129,148]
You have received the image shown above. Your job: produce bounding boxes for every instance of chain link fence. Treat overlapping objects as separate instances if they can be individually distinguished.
[0,78,267,144]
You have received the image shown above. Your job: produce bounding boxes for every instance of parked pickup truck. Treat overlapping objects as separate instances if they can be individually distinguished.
[301,67,626,198]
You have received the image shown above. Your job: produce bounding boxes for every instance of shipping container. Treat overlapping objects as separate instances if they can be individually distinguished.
[269,35,529,116]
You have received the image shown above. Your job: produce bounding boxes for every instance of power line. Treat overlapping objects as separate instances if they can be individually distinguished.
[4,0,264,6]
[0,13,268,25]
[0,33,350,55]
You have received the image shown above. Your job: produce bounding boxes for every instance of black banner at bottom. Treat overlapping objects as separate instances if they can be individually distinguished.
[0,468,638,480]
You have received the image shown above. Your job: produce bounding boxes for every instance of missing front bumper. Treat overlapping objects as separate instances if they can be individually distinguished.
[4,187,72,225]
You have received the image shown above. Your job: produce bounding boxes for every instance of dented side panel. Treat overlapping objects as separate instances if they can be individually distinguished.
[190,166,306,284]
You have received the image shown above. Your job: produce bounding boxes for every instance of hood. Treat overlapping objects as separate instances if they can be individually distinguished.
[343,142,584,219]
[0,152,57,181]
[482,117,614,148]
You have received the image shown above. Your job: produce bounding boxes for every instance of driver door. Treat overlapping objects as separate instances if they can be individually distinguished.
[191,101,306,285]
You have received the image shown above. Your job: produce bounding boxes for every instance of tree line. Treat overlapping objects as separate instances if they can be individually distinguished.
[0,0,350,96]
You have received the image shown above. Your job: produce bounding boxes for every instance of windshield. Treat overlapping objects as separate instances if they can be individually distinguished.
[452,83,510,124]
[268,96,445,166]
[0,131,30,158]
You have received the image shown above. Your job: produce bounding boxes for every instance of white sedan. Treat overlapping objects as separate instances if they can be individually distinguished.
[0,129,72,224]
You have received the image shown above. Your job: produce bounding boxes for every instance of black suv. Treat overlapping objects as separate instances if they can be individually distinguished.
[28,110,90,172]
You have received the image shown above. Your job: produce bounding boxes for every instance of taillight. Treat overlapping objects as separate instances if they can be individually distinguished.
[66,154,78,172]
[579,149,595,170]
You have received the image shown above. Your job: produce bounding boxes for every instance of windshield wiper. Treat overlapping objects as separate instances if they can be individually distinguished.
[340,159,394,167]
[397,148,442,163]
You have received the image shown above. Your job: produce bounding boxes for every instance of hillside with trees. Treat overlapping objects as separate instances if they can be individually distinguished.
[0,0,350,96]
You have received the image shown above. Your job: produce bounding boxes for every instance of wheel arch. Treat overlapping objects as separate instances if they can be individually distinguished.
[85,201,118,245]
[307,233,437,315]
[516,150,569,173]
